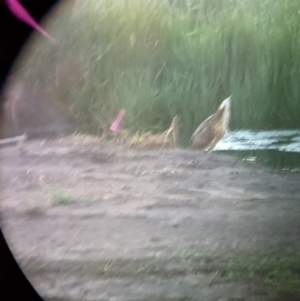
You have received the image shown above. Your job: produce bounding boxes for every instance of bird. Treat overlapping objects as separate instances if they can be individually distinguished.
[189,96,231,152]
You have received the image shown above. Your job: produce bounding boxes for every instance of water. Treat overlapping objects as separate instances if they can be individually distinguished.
[214,130,300,171]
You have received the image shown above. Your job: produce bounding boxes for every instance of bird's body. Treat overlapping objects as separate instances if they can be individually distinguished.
[190,96,231,152]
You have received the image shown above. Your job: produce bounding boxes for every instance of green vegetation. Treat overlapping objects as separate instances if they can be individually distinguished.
[14,0,300,145]
[218,250,300,300]
[149,249,300,300]
[51,190,93,205]
[181,250,300,300]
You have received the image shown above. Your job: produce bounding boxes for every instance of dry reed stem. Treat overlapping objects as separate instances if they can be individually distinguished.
[117,115,179,149]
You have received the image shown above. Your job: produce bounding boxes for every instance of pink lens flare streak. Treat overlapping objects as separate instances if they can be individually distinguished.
[110,109,126,132]
[5,0,57,44]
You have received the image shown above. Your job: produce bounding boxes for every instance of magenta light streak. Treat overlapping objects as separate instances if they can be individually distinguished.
[110,109,126,132]
[5,0,57,44]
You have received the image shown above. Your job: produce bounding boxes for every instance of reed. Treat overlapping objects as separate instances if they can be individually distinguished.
[14,0,300,146]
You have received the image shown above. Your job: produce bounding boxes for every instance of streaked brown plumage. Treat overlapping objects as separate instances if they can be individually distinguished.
[190,96,231,152]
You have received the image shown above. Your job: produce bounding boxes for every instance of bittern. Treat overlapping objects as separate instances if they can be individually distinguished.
[190,96,231,152]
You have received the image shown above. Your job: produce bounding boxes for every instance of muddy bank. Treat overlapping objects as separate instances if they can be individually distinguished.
[1,136,300,300]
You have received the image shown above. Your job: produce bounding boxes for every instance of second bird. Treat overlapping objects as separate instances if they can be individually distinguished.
[189,96,231,152]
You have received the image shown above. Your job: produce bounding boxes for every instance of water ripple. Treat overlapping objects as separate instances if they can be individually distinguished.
[215,130,300,153]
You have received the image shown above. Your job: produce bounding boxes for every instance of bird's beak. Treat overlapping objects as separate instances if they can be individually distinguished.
[219,96,231,109]
[225,95,232,103]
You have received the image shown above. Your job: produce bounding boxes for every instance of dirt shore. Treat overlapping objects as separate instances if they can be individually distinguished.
[1,135,300,301]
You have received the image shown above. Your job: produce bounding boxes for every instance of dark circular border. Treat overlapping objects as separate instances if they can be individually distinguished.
[0,1,60,300]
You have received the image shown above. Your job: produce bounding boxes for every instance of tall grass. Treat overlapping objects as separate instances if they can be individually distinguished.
[13,0,300,145]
